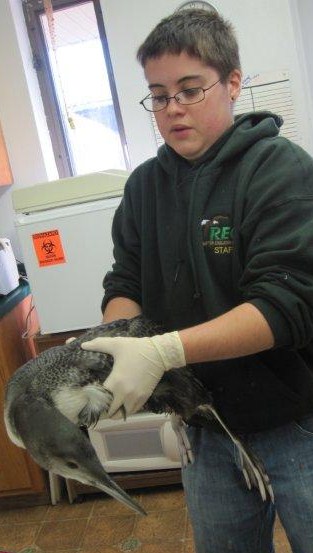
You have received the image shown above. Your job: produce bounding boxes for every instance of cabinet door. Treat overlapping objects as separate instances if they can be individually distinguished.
[0,295,46,496]
[0,122,13,186]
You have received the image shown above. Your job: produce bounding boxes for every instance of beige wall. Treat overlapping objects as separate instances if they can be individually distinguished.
[0,0,313,260]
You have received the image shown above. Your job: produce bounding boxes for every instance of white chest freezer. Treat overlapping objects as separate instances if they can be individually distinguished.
[12,170,129,334]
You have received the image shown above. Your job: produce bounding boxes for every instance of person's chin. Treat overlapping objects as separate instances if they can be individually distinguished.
[171,143,203,161]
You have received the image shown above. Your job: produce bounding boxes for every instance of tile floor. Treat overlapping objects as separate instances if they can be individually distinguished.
[0,485,292,553]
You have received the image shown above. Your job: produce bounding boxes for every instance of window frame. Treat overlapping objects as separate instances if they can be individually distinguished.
[22,0,130,177]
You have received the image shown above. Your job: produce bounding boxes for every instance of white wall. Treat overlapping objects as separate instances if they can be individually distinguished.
[102,0,313,166]
[1,0,313,260]
[291,0,313,133]
[0,0,57,258]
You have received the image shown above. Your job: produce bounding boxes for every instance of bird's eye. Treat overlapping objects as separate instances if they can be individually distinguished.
[66,461,79,469]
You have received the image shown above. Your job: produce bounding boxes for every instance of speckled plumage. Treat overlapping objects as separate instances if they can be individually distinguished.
[4,315,273,512]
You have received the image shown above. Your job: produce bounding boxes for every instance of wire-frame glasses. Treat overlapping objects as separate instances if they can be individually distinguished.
[140,79,221,112]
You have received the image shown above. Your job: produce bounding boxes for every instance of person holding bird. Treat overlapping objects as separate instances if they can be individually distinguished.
[82,8,313,553]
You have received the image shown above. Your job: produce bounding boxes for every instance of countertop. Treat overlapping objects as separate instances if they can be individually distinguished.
[0,279,31,319]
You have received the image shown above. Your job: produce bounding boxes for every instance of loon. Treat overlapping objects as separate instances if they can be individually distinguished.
[4,315,273,514]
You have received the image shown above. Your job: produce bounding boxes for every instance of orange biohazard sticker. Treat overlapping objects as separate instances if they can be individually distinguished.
[32,229,66,267]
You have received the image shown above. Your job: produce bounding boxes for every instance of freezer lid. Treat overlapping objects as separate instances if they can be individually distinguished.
[12,169,129,213]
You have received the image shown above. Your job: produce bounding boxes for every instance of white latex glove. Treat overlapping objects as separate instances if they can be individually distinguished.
[81,332,186,417]
[65,337,76,344]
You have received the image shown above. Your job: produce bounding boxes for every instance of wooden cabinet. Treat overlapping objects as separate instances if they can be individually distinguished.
[0,290,50,506]
[0,122,13,186]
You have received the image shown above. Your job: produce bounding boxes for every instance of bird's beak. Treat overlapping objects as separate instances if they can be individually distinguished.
[89,473,146,515]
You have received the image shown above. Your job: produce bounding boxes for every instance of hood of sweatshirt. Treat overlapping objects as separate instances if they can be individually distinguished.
[155,111,283,311]
[157,111,283,177]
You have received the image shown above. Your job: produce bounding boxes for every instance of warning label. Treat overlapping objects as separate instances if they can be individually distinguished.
[32,229,66,267]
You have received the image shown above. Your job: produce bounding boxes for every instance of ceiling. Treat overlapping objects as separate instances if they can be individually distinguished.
[41,2,99,48]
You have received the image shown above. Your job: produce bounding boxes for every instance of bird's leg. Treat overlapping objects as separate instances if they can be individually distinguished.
[196,404,274,502]
[170,413,194,466]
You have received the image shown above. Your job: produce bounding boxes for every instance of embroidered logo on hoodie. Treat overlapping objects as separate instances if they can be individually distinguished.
[201,215,234,255]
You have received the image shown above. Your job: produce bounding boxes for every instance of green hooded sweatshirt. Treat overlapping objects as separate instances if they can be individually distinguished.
[103,111,313,432]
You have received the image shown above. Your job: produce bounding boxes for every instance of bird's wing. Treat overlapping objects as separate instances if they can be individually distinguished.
[51,382,113,427]
[77,384,113,426]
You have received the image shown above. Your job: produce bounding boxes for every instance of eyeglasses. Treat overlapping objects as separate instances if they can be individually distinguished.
[139,79,221,112]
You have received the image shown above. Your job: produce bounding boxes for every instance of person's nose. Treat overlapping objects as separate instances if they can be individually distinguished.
[165,96,186,115]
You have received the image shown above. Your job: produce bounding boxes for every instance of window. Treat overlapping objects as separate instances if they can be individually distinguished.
[23,0,130,177]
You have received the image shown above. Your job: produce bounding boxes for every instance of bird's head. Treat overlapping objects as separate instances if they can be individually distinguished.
[11,395,146,515]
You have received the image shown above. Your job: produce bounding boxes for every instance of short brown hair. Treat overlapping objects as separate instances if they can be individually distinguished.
[137,9,241,81]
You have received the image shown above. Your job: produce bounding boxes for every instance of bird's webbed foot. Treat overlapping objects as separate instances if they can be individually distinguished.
[78,384,113,427]
[171,413,194,466]
[196,404,274,502]
[237,446,274,503]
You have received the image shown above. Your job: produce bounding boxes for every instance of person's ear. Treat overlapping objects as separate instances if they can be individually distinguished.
[228,69,242,102]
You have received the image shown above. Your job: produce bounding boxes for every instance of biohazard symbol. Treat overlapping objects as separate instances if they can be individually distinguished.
[41,239,55,254]
[32,229,66,267]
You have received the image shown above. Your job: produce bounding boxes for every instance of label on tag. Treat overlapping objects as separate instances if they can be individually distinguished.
[32,229,66,267]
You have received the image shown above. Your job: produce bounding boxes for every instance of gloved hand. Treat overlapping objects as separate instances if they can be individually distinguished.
[81,332,186,417]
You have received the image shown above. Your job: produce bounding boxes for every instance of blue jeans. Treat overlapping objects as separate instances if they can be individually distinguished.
[182,414,313,553]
